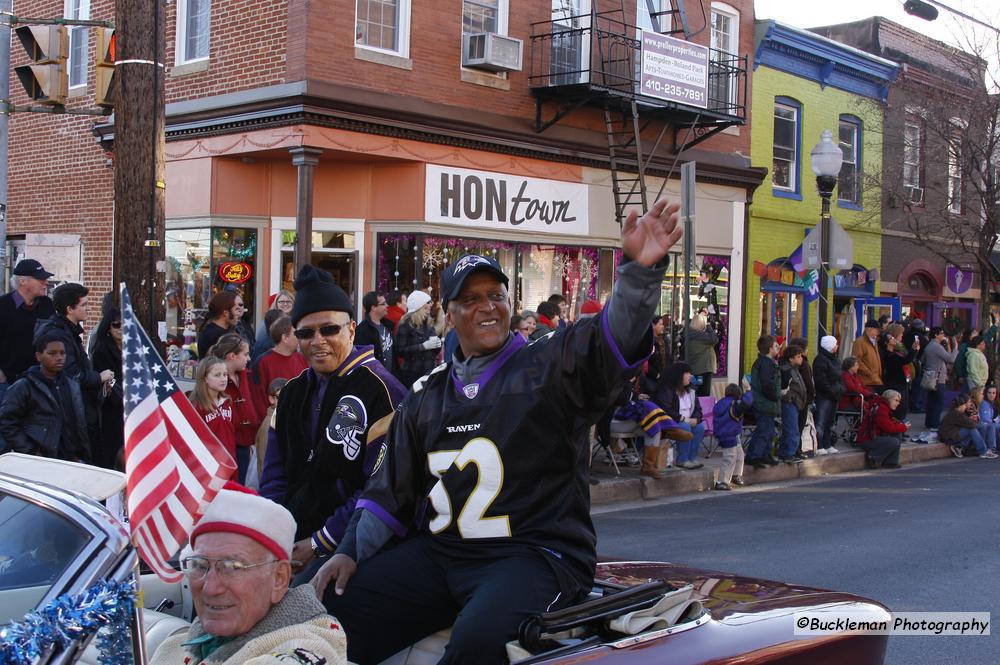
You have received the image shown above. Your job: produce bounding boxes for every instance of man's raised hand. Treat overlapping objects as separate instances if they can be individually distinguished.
[621,197,683,268]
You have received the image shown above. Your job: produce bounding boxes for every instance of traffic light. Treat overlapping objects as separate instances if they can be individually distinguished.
[903,0,939,21]
[95,28,116,108]
[14,25,68,105]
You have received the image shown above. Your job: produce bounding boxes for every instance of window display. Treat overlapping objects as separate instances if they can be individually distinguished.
[164,226,258,378]
[375,234,612,319]
[659,254,730,375]
[279,231,357,306]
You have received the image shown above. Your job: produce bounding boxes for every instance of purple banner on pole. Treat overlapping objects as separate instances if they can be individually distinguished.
[639,31,709,109]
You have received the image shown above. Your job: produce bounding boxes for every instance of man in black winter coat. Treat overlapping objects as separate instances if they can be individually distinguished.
[0,260,55,394]
[0,335,89,460]
[33,283,113,444]
[812,335,845,453]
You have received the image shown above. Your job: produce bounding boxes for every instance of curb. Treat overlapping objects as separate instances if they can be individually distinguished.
[590,442,953,506]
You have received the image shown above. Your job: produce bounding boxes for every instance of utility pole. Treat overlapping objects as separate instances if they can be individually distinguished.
[113,0,165,337]
[0,0,11,294]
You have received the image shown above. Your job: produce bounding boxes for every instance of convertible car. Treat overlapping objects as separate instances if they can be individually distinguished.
[0,454,891,664]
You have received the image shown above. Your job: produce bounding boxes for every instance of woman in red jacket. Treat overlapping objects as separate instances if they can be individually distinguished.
[190,356,237,471]
[839,357,875,411]
[855,389,907,469]
[208,332,261,483]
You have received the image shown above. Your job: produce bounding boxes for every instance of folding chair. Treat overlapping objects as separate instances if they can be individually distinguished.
[591,419,643,476]
[698,396,718,458]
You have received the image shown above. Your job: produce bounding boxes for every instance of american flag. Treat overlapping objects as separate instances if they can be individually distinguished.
[121,285,237,582]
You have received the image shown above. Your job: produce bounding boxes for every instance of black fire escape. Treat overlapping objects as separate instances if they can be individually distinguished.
[528,1,748,225]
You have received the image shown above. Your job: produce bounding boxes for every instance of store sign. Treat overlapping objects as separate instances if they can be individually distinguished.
[639,31,708,109]
[946,265,973,295]
[218,261,253,284]
[425,165,588,236]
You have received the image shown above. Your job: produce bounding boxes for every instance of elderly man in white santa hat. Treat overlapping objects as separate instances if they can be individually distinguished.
[150,484,347,665]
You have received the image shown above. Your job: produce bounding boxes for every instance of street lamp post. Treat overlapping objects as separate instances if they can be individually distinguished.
[810,129,843,342]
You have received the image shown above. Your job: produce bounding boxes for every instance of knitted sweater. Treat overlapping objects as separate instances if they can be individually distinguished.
[150,586,347,665]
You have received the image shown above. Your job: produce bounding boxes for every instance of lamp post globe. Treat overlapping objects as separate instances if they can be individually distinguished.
[810,129,843,190]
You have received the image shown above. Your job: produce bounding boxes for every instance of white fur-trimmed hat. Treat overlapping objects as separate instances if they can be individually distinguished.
[190,484,296,561]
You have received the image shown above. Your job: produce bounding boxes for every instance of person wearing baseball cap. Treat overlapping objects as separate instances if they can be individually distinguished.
[312,197,685,664]
[149,484,348,664]
[0,260,55,401]
[258,265,406,583]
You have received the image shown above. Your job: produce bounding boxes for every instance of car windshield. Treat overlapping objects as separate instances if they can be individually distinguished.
[0,491,89,623]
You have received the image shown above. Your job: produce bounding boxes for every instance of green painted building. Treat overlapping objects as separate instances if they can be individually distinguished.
[744,21,898,369]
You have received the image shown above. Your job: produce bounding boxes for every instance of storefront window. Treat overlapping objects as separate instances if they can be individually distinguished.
[422,236,515,302]
[212,227,257,322]
[760,290,805,344]
[375,233,612,319]
[164,226,257,378]
[279,232,358,307]
[519,245,599,316]
[165,228,212,342]
[659,254,730,375]
[377,234,418,294]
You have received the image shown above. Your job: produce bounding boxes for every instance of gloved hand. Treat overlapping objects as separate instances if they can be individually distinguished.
[422,336,443,350]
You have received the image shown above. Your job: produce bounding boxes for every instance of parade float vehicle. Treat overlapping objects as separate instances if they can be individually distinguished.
[0,454,891,664]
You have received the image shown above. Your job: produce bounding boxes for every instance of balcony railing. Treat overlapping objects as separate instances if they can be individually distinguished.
[528,11,746,122]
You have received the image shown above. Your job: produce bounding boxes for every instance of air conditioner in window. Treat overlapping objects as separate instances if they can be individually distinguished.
[904,185,924,205]
[463,32,523,72]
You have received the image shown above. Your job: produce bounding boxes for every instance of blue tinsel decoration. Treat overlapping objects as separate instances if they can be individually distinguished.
[0,579,136,665]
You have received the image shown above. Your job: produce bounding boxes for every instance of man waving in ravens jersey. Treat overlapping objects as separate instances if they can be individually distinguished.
[311,197,684,664]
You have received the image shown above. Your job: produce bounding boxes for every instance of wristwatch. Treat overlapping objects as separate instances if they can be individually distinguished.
[310,537,322,558]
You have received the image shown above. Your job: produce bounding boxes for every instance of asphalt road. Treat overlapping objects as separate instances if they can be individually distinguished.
[592,458,1000,665]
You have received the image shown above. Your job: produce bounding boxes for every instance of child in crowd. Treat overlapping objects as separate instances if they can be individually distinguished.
[254,377,289,482]
[778,345,807,463]
[979,385,1000,444]
[190,356,237,469]
[712,383,751,490]
[938,393,996,459]
[209,333,261,483]
[0,335,89,461]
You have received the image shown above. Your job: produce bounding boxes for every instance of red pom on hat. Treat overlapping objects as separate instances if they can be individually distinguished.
[580,300,602,315]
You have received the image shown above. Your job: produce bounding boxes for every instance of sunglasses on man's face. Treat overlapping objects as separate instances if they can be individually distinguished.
[294,323,348,340]
[110,321,122,328]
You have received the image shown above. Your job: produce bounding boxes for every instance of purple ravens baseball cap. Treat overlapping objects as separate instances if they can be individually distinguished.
[440,255,509,307]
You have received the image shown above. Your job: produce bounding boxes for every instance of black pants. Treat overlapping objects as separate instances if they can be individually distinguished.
[324,535,571,665]
[861,435,901,466]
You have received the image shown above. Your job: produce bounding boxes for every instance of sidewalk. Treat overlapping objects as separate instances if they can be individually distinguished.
[589,413,954,506]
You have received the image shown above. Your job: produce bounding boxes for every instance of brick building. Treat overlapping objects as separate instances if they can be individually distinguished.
[812,17,989,332]
[7,0,765,381]
[743,20,898,366]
